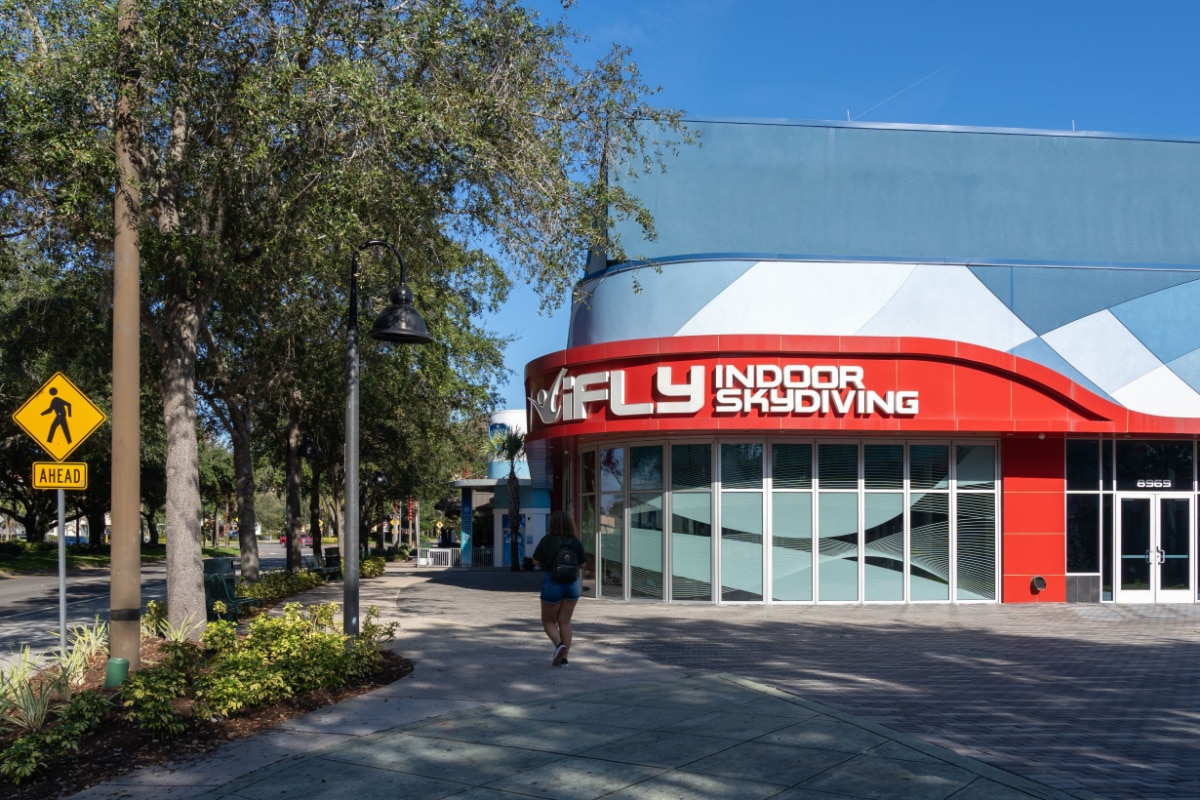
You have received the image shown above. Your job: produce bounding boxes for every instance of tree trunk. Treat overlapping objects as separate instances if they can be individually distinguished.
[508,468,520,571]
[142,510,159,546]
[229,403,260,581]
[160,296,206,637]
[308,463,322,564]
[285,410,303,572]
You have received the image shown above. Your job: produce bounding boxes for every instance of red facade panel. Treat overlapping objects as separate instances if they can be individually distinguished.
[1001,436,1066,603]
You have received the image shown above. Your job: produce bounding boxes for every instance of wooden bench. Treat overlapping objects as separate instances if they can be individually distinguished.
[204,572,264,621]
[306,547,342,581]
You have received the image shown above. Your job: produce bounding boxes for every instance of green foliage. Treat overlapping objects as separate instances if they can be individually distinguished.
[237,570,325,604]
[0,1,692,611]
[360,556,387,579]
[0,572,402,787]
[0,675,58,736]
[159,639,203,677]
[0,689,110,785]
[66,617,109,664]
[200,619,238,656]
[194,602,389,718]
[141,600,168,638]
[119,667,187,740]
[192,650,291,718]
[0,687,109,786]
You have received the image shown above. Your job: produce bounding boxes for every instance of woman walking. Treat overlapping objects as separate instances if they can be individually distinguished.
[532,510,586,666]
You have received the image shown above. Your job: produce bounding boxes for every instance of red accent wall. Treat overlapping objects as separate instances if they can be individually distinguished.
[1001,436,1066,602]
[525,335,1200,444]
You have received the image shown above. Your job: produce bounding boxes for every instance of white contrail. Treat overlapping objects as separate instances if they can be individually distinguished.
[853,65,948,121]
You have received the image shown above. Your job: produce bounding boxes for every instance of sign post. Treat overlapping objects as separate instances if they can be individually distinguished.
[12,373,107,655]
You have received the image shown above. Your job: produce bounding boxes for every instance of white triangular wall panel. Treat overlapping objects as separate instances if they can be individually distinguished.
[676,261,914,336]
[1042,310,1163,395]
[857,265,1037,352]
[1111,365,1200,418]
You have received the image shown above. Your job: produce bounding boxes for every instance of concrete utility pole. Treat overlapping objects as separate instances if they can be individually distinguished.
[110,0,142,672]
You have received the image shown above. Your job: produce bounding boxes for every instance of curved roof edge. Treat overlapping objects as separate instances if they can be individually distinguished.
[584,253,1200,282]
[674,115,1200,146]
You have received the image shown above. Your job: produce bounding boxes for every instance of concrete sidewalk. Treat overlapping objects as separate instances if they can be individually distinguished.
[68,566,1106,800]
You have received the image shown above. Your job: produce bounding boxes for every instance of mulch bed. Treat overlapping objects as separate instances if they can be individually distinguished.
[3,639,414,800]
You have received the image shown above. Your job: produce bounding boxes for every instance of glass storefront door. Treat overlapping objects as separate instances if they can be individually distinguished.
[1114,494,1193,603]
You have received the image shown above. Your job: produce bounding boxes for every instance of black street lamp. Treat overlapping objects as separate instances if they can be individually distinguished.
[345,240,433,636]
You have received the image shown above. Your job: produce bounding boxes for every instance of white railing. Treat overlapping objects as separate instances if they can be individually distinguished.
[427,547,463,567]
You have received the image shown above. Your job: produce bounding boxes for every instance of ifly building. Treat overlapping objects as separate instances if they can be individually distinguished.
[523,118,1200,605]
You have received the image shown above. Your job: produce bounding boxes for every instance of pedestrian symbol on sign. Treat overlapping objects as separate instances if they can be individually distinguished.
[41,387,73,444]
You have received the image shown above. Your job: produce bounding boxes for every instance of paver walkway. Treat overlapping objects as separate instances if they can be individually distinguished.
[389,569,1200,800]
[71,566,1200,799]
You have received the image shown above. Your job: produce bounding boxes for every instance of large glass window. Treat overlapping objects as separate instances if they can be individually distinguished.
[955,493,995,600]
[1065,440,1105,602]
[1066,440,1099,491]
[955,444,996,601]
[863,444,904,601]
[911,445,950,490]
[672,444,712,601]
[720,443,763,601]
[582,438,999,605]
[863,492,904,601]
[910,492,949,600]
[818,444,858,489]
[629,445,664,600]
[772,443,813,601]
[818,492,859,601]
[579,451,597,599]
[599,447,625,599]
[772,492,813,600]
[1067,495,1100,573]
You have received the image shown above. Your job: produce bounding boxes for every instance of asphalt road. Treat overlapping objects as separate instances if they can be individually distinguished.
[0,541,287,667]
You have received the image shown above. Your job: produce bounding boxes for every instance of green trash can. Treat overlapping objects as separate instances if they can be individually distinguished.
[203,557,235,576]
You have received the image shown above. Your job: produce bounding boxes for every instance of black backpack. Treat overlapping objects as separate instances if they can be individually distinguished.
[551,538,580,584]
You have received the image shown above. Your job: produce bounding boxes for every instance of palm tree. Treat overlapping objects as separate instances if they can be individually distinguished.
[486,430,526,571]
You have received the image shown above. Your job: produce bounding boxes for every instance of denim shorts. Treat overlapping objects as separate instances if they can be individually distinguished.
[540,573,582,603]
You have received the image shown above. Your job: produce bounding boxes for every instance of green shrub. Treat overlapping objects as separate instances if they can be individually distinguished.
[192,602,394,717]
[200,618,239,655]
[141,599,168,637]
[0,692,110,785]
[360,556,386,579]
[119,667,187,739]
[238,569,325,604]
[193,650,290,718]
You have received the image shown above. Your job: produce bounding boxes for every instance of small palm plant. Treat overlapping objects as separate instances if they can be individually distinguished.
[484,428,526,571]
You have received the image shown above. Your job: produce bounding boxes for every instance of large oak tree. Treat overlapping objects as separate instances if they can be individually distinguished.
[1,0,688,631]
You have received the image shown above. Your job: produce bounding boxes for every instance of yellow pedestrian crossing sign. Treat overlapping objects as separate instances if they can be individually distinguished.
[12,373,107,462]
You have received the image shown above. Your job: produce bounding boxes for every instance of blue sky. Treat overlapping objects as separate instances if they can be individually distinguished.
[486,0,1200,409]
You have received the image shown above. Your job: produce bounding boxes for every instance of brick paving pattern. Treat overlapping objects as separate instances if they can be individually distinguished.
[385,569,1200,800]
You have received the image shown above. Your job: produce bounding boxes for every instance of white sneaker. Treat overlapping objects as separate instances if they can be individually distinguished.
[552,643,567,666]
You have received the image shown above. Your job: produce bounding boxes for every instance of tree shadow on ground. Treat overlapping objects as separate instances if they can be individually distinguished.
[399,569,1200,800]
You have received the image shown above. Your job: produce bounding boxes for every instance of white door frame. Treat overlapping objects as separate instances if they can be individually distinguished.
[1114,493,1194,604]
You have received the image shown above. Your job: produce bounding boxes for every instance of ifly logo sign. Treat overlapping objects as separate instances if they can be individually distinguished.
[530,362,919,426]
[530,366,704,425]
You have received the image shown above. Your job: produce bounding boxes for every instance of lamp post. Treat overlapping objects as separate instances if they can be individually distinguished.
[345,240,433,636]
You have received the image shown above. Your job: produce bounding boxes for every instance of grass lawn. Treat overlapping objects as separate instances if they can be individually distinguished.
[0,543,251,573]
